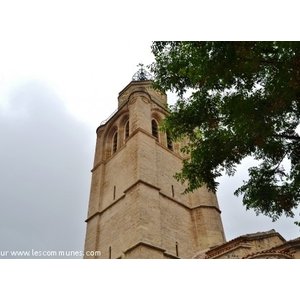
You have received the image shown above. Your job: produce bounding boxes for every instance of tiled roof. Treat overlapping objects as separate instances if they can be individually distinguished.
[193,229,287,259]
[242,249,293,259]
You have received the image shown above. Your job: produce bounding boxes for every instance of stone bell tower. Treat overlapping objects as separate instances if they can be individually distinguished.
[84,65,226,258]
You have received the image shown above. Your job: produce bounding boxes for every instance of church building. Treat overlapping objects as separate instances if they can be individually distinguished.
[84,65,300,259]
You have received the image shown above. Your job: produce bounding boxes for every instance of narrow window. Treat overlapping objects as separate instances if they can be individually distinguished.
[109,246,111,259]
[151,119,158,140]
[171,185,174,198]
[124,120,130,140]
[113,186,116,200]
[167,133,173,151]
[176,242,179,257]
[113,131,118,153]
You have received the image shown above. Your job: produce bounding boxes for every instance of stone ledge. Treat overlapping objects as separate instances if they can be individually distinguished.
[85,194,126,222]
[123,179,161,194]
[159,191,222,213]
[85,179,159,222]
[85,182,222,223]
[163,252,180,259]
[123,241,166,255]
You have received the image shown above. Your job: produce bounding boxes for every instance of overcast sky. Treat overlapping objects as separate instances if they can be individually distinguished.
[0,2,299,259]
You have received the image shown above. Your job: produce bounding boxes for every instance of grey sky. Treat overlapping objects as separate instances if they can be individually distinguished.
[0,81,93,258]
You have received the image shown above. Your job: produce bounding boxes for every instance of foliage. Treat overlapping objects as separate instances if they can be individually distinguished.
[150,41,300,222]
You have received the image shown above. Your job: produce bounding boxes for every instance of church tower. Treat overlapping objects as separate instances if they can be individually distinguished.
[84,65,226,258]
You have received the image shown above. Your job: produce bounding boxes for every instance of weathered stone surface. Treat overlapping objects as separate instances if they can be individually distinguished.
[84,80,226,259]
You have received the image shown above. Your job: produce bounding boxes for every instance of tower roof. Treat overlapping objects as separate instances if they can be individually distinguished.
[132,63,153,81]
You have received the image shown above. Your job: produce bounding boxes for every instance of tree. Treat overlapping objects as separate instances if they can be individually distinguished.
[150,41,300,223]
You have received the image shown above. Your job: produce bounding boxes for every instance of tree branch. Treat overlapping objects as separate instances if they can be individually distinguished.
[275,134,300,141]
